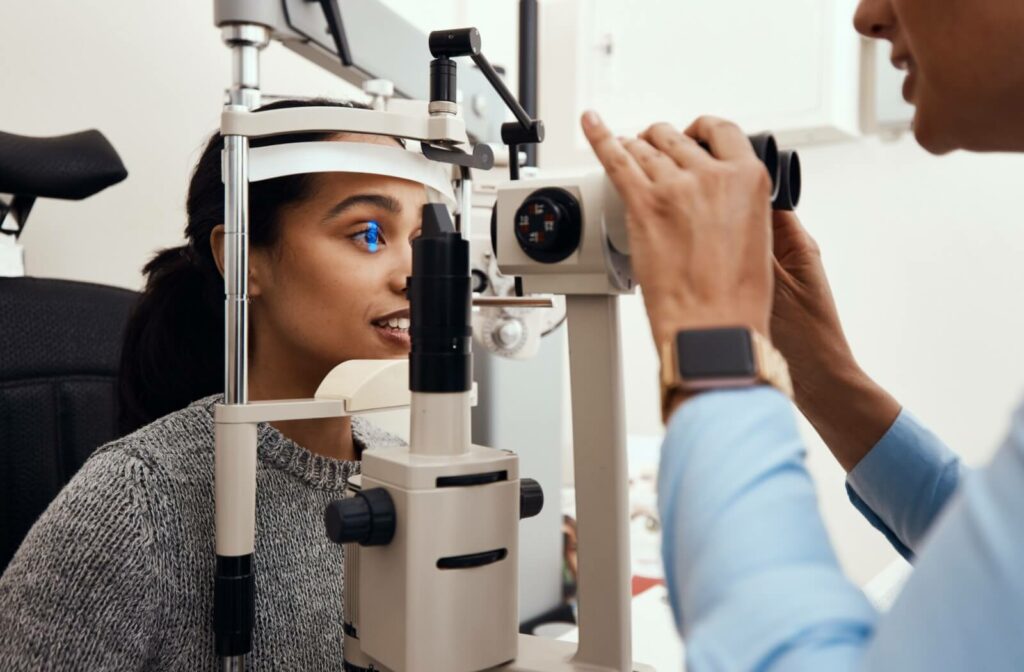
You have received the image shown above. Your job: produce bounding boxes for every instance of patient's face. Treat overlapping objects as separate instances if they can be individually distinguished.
[854,0,1024,153]
[251,134,425,382]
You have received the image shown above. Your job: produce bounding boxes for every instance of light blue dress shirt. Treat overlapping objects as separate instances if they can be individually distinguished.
[658,387,1024,671]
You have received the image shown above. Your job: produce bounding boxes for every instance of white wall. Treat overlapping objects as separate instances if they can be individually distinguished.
[6,1,1024,586]
[1,0,508,289]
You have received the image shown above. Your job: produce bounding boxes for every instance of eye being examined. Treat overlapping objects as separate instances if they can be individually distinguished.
[350,220,383,253]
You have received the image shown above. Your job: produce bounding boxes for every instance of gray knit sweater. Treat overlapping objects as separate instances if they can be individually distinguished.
[0,395,404,671]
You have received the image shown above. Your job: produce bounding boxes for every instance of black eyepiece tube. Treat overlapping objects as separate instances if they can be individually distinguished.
[430,57,457,104]
[772,150,802,211]
[747,133,779,200]
[409,204,472,393]
[429,28,482,57]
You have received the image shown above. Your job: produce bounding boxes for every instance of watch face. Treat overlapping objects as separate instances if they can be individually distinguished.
[676,328,756,379]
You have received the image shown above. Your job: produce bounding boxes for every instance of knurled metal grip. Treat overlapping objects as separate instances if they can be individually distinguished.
[214,554,255,656]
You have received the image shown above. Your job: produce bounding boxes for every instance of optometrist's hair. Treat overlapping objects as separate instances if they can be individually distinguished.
[118,98,399,434]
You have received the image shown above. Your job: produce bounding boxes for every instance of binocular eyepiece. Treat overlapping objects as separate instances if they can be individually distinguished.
[699,133,801,211]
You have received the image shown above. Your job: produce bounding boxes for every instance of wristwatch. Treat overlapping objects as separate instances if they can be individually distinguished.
[659,326,793,422]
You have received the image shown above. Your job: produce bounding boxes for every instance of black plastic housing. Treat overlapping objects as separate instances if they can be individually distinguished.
[772,150,802,211]
[519,478,544,519]
[430,57,457,104]
[214,554,255,656]
[409,204,472,393]
[513,188,582,264]
[746,133,779,196]
[501,120,545,145]
[428,27,482,57]
[324,489,396,547]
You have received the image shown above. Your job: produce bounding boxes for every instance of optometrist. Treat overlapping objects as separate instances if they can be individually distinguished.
[581,0,1024,669]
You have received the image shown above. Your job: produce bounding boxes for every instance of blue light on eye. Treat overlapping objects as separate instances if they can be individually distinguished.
[367,220,380,253]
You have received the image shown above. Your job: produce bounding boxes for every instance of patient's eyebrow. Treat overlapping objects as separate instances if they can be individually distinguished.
[322,193,401,222]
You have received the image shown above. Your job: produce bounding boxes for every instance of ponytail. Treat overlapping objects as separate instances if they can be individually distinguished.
[118,98,375,434]
[118,245,223,433]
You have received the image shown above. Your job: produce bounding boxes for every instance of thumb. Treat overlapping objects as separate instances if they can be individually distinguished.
[772,210,819,259]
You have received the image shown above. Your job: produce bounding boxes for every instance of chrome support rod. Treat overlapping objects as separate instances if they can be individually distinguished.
[218,23,268,672]
[221,24,268,405]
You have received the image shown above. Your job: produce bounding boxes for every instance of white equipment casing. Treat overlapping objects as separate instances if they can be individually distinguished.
[221,106,469,145]
[496,172,632,296]
[357,444,520,672]
[491,176,648,671]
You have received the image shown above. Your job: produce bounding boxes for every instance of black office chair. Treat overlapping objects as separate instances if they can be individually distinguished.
[0,128,131,573]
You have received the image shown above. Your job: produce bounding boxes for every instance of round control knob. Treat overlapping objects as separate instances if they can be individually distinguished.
[471,269,489,293]
[494,319,524,348]
[324,488,396,547]
[514,188,582,264]
[519,478,544,520]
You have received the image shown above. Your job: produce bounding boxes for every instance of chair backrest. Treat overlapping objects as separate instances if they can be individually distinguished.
[0,277,137,573]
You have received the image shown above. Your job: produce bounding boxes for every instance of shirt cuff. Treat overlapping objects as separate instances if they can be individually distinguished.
[846,409,961,561]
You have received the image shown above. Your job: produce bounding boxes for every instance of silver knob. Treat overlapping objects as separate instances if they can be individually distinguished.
[494,320,524,348]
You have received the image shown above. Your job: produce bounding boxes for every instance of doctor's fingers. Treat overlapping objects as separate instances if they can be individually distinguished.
[581,110,650,209]
[621,137,681,183]
[684,115,757,163]
[640,123,712,169]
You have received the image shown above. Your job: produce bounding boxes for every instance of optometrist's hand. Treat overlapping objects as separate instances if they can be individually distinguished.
[771,209,901,471]
[580,111,774,347]
[770,210,855,390]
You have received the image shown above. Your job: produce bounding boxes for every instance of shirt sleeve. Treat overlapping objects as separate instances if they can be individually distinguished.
[0,449,165,671]
[658,387,877,671]
[854,425,1024,672]
[845,409,962,561]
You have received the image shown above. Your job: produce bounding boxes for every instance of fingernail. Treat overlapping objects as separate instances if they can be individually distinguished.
[583,110,602,128]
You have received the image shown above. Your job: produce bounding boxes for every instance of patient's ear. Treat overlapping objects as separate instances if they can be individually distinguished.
[208,225,264,297]
[210,225,226,276]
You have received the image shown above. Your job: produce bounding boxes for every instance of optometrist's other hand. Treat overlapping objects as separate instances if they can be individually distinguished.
[770,210,856,389]
[770,209,901,471]
[580,111,774,347]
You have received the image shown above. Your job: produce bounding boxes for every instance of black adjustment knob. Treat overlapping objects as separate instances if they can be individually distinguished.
[428,28,482,58]
[324,488,396,547]
[471,269,489,293]
[514,188,582,264]
[519,478,544,520]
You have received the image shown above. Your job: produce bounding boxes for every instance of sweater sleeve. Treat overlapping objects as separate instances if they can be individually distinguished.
[0,447,165,671]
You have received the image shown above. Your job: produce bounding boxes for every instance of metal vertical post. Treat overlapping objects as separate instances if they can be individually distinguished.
[518,0,539,167]
[216,23,268,672]
[566,295,633,672]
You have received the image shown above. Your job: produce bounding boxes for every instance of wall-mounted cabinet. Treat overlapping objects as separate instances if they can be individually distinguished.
[537,0,871,167]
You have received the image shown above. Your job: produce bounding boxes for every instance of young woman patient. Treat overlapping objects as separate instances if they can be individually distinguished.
[0,99,423,670]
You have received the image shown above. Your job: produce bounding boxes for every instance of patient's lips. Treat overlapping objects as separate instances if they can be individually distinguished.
[371,308,411,350]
